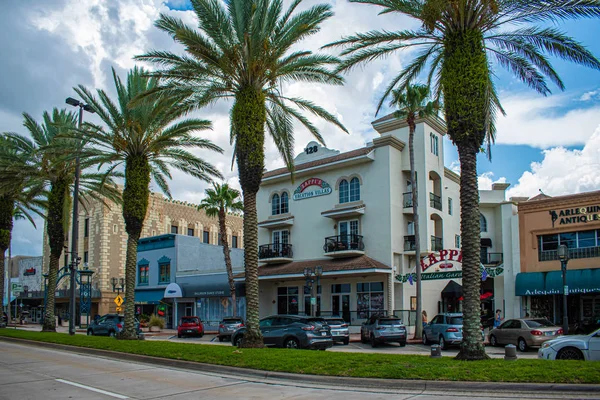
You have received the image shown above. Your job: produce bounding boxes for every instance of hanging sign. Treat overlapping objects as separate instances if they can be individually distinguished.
[157,305,167,316]
[24,268,36,276]
[293,178,332,201]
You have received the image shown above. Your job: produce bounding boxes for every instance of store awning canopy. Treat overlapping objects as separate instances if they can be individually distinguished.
[481,238,492,247]
[441,280,463,297]
[164,283,183,299]
[134,289,164,305]
[177,274,233,298]
[516,268,600,296]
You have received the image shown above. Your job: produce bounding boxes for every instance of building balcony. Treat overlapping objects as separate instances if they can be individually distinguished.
[323,234,365,258]
[403,192,413,208]
[321,203,365,219]
[431,235,443,252]
[258,243,293,264]
[404,235,416,252]
[481,252,503,266]
[257,215,294,229]
[430,193,442,211]
[538,246,600,262]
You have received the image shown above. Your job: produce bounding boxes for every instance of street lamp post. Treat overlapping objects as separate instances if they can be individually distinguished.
[558,244,569,335]
[303,267,323,317]
[111,277,125,295]
[65,97,95,336]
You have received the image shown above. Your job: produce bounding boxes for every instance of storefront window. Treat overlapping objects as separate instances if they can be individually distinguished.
[277,286,299,315]
[539,229,600,260]
[356,282,384,319]
[138,264,149,285]
[578,230,596,248]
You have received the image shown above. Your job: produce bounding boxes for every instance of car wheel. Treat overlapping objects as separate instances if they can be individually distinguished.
[87,329,93,336]
[199,332,204,338]
[518,337,528,352]
[370,334,378,348]
[360,331,368,344]
[439,336,447,350]
[490,335,498,347]
[177,334,182,338]
[109,330,116,338]
[218,336,224,342]
[343,338,349,346]
[422,333,428,345]
[284,337,300,349]
[557,347,584,360]
[233,335,243,347]
[399,341,406,347]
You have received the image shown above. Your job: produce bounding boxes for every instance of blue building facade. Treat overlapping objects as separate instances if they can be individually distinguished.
[134,234,245,329]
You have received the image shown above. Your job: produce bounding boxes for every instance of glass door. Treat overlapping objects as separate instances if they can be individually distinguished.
[332,294,351,323]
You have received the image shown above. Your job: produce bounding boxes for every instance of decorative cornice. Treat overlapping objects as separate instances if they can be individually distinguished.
[372,115,447,135]
[372,135,405,151]
[518,190,600,212]
[444,168,460,184]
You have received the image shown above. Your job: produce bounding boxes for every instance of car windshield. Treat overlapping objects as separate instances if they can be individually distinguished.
[524,319,554,328]
[447,317,463,325]
[181,317,199,324]
[379,319,402,325]
[326,319,345,325]
[222,318,242,324]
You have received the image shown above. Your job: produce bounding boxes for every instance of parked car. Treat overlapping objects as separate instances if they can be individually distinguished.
[177,316,204,338]
[231,315,333,350]
[360,315,407,347]
[218,316,244,342]
[538,328,600,360]
[423,313,484,350]
[325,317,350,345]
[575,314,600,335]
[489,318,563,351]
[87,314,142,337]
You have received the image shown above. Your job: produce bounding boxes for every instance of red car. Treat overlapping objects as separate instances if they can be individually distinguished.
[177,316,204,338]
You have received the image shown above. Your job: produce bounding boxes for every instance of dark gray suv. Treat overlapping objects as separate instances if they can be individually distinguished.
[218,317,244,342]
[87,314,142,338]
[231,315,333,349]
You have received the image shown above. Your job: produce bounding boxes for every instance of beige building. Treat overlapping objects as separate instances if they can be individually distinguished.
[42,189,244,317]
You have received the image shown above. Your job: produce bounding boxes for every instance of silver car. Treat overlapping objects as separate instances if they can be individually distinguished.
[539,328,600,360]
[361,315,407,347]
[325,317,350,345]
[218,317,244,342]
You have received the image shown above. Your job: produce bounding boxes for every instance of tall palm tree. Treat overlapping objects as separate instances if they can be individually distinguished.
[327,0,600,360]
[0,109,122,332]
[74,66,223,338]
[0,135,46,316]
[198,182,244,317]
[136,0,347,346]
[389,84,438,340]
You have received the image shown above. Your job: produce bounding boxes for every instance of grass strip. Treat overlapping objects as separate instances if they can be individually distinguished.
[1,329,598,384]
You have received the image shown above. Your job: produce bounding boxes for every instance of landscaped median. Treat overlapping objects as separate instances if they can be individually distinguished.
[1,329,598,384]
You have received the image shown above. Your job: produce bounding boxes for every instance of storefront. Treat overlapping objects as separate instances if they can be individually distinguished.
[517,190,600,329]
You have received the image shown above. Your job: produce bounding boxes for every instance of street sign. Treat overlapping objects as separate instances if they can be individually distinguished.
[11,283,23,293]
[114,295,124,307]
[115,306,122,312]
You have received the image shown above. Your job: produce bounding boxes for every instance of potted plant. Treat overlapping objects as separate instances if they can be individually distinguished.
[148,315,165,332]
[139,314,149,329]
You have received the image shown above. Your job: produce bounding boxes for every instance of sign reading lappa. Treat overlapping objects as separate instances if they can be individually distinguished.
[420,249,462,272]
[293,178,332,201]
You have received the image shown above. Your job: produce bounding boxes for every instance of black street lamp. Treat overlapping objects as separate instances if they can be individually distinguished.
[303,266,323,317]
[558,244,569,335]
[79,265,94,327]
[111,277,125,295]
[65,97,95,336]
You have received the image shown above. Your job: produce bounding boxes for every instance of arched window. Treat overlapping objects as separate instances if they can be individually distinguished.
[349,177,360,202]
[280,192,289,214]
[480,213,488,232]
[272,194,280,215]
[339,179,349,203]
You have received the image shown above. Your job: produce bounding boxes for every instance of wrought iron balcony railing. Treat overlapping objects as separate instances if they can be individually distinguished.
[259,243,293,259]
[539,246,600,262]
[431,235,443,251]
[481,252,503,265]
[403,192,413,208]
[324,234,364,253]
[430,192,442,211]
[404,235,416,251]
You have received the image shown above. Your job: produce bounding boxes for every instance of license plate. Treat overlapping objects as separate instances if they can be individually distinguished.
[321,332,327,336]
[545,331,554,336]
[186,330,192,333]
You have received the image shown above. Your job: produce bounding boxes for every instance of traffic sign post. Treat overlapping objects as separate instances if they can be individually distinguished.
[114,295,124,308]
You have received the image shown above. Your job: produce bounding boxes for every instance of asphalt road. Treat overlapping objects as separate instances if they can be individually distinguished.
[0,341,585,400]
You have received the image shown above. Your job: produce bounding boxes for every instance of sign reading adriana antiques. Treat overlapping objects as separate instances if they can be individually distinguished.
[549,205,600,227]
[293,177,332,201]
[396,248,504,284]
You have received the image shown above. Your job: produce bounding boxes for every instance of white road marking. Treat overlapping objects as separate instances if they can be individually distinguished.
[55,379,129,399]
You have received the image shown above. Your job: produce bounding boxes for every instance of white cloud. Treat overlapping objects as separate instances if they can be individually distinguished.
[580,89,599,102]
[478,172,507,191]
[507,125,600,198]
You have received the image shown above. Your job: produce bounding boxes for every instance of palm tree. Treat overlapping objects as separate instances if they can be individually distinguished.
[136,0,347,346]
[198,182,244,317]
[0,109,122,332]
[327,0,600,360]
[389,84,438,340]
[74,66,223,338]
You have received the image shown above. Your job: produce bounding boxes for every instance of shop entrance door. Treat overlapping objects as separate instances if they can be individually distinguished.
[332,294,350,323]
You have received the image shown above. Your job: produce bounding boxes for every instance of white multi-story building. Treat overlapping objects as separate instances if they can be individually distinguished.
[249,115,472,329]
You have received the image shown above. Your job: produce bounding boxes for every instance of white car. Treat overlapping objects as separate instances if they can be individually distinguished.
[538,328,600,360]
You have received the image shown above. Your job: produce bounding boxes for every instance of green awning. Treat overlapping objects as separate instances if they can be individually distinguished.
[134,289,164,305]
[516,269,600,296]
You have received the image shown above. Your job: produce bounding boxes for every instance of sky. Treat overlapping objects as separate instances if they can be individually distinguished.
[2,0,600,257]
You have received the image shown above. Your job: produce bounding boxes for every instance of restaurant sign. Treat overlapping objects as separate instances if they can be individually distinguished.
[396,248,504,284]
[293,178,332,201]
[549,205,600,227]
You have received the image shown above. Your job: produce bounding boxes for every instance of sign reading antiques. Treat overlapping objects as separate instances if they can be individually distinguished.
[549,205,600,227]
[396,248,504,284]
[293,178,332,201]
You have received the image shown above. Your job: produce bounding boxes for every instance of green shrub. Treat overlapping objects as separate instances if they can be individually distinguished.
[148,315,165,329]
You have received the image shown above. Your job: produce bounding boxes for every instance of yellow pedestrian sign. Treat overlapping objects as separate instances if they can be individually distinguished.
[115,306,122,312]
[114,295,124,307]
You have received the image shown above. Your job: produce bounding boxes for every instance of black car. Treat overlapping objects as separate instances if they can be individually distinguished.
[231,315,333,350]
[87,314,142,338]
[575,315,600,334]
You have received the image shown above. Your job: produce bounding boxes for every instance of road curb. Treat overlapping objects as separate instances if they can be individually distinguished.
[1,336,598,395]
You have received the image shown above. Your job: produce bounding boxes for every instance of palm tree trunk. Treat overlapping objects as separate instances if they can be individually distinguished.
[121,155,151,339]
[219,208,236,317]
[0,195,14,316]
[408,121,423,340]
[233,86,266,348]
[43,179,69,332]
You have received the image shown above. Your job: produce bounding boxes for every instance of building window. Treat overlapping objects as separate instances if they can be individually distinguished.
[339,179,349,203]
[232,235,238,249]
[280,192,289,214]
[538,228,600,261]
[159,263,170,284]
[171,225,178,234]
[84,218,89,238]
[203,230,210,244]
[455,235,461,248]
[187,228,194,236]
[277,286,299,315]
[430,133,439,156]
[113,224,118,234]
[84,251,88,264]
[271,193,280,215]
[448,198,453,215]
[349,177,360,202]
[272,230,289,247]
[138,264,149,285]
[480,213,487,232]
[356,282,384,319]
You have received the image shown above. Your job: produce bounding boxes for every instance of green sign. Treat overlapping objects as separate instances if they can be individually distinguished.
[396,266,504,284]
[11,283,23,293]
